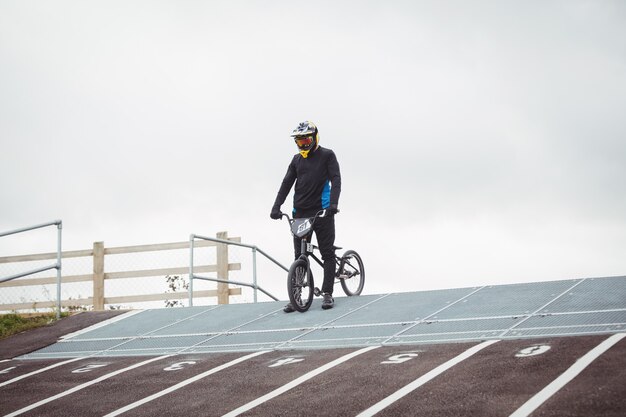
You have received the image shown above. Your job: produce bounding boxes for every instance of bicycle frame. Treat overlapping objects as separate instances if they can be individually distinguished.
[283,209,327,265]
[280,209,365,310]
[298,237,323,267]
[283,210,345,282]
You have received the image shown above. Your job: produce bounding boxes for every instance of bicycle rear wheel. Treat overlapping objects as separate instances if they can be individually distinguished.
[287,259,314,312]
[338,250,365,296]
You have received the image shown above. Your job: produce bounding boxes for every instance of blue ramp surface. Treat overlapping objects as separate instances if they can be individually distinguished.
[21,275,626,359]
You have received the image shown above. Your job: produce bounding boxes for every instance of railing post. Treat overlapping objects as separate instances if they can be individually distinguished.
[55,221,62,319]
[216,231,229,304]
[189,235,194,307]
[93,241,105,310]
[252,247,258,303]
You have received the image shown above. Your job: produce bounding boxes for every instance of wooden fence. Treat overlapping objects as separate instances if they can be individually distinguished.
[0,232,241,312]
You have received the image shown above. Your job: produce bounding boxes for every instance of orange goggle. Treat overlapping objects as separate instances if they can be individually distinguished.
[294,136,314,148]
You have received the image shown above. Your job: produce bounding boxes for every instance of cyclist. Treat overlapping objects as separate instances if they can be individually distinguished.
[270,121,342,312]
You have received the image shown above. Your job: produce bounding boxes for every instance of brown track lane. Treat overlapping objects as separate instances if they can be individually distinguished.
[118,348,365,417]
[16,353,244,417]
[376,336,610,417]
[530,337,626,417]
[236,343,478,417]
[0,356,148,415]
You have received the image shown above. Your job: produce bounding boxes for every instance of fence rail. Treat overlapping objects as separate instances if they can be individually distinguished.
[0,233,242,313]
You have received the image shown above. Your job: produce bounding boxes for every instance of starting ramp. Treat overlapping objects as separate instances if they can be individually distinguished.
[19,275,626,359]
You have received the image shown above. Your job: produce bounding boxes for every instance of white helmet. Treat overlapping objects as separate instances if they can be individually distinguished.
[291,121,319,158]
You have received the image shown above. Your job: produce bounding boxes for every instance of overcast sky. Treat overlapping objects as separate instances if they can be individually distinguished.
[1,0,625,299]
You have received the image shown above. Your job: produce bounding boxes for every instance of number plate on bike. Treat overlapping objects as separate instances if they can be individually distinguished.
[291,218,312,237]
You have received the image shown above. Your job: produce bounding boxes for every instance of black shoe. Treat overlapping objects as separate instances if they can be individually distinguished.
[283,303,295,313]
[322,293,334,310]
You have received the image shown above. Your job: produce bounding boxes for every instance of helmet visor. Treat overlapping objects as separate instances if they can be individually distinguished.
[295,136,314,148]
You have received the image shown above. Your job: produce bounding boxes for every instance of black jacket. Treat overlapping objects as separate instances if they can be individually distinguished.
[272,146,341,218]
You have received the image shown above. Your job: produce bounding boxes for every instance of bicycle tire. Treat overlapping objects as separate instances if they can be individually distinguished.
[339,250,365,296]
[287,259,314,312]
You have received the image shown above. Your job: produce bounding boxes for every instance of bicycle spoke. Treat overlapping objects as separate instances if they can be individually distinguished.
[290,265,312,309]
[338,251,364,296]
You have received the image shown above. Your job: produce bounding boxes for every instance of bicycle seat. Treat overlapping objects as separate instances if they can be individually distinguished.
[333,245,342,251]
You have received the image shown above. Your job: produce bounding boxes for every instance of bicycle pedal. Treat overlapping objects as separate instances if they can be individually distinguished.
[313,287,321,296]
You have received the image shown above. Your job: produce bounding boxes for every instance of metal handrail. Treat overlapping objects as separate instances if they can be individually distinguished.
[189,234,287,306]
[0,220,63,318]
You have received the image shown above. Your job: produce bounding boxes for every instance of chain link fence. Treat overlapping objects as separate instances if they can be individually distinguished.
[0,255,92,313]
[0,233,270,314]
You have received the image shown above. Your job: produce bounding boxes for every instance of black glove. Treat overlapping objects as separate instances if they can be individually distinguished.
[328,204,339,215]
[270,207,282,220]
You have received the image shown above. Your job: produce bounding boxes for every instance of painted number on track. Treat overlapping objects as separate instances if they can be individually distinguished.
[515,345,551,357]
[0,366,17,374]
[269,357,305,368]
[164,361,197,371]
[381,353,419,364]
[72,363,109,373]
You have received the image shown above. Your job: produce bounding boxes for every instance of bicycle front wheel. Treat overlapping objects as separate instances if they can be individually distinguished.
[339,250,365,296]
[287,259,314,312]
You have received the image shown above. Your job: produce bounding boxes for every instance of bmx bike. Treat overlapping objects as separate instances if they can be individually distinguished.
[280,209,365,312]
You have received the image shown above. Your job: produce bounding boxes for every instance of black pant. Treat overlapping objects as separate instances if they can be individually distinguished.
[293,215,336,295]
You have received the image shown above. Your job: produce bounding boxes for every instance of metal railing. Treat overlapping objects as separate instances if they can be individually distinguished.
[189,234,287,306]
[1,237,244,313]
[0,220,63,318]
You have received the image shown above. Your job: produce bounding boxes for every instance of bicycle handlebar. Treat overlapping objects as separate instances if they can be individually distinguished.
[280,209,330,224]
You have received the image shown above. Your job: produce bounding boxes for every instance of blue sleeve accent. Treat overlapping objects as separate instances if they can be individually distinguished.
[321,180,331,209]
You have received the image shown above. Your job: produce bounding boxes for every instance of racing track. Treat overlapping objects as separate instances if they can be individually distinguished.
[1,276,625,416]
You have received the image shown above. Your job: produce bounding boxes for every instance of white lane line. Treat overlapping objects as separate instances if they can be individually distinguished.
[356,340,500,417]
[509,332,626,417]
[382,286,488,345]
[3,355,170,417]
[0,357,84,388]
[223,345,381,417]
[273,294,392,350]
[499,279,586,337]
[60,310,144,340]
[103,350,270,417]
[176,307,284,355]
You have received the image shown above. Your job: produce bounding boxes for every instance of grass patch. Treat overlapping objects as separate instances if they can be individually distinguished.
[0,313,68,340]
